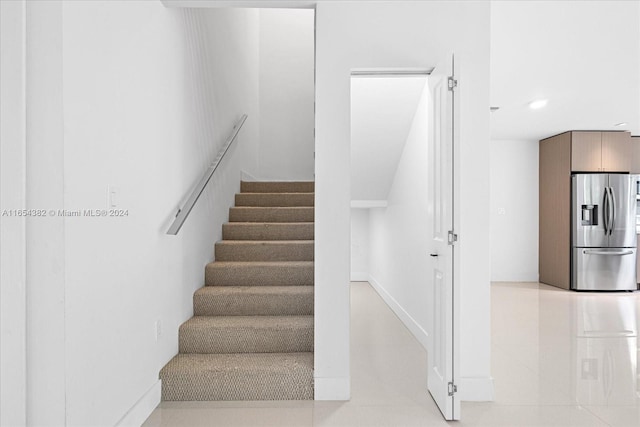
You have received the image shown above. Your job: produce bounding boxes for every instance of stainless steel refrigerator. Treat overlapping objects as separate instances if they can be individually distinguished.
[572,174,638,291]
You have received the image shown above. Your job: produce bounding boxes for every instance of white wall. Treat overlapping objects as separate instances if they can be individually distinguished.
[490,140,539,282]
[350,76,426,202]
[25,2,67,424]
[19,2,261,425]
[350,209,369,281]
[367,83,431,349]
[0,1,27,425]
[315,1,492,401]
[258,9,315,180]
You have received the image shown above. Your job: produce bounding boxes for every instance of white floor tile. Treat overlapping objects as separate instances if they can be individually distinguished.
[459,403,610,426]
[143,281,640,426]
[584,405,640,427]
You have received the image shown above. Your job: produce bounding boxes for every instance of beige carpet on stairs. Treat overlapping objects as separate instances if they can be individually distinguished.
[160,181,314,401]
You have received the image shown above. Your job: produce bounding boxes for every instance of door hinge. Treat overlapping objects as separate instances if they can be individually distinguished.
[448,382,457,396]
[448,230,458,245]
[448,76,457,91]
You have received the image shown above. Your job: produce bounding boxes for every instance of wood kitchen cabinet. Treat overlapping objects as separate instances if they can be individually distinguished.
[539,132,572,289]
[571,131,602,171]
[571,131,631,172]
[539,130,632,290]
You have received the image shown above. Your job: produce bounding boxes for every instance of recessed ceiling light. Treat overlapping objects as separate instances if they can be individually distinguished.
[528,99,548,110]
[614,122,627,127]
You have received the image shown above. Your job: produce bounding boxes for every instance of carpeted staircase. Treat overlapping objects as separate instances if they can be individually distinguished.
[160,181,314,401]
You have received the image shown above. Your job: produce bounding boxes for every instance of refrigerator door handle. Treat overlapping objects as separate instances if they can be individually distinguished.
[602,189,609,235]
[582,249,635,256]
[608,186,616,236]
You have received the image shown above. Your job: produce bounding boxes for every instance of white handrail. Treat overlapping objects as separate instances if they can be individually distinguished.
[167,114,248,235]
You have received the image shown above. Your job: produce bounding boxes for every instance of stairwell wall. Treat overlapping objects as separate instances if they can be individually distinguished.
[23,2,261,425]
[257,9,315,181]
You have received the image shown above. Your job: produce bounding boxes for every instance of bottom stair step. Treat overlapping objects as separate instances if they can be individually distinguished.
[160,352,314,401]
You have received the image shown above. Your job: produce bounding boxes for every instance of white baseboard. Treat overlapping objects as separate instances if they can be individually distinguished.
[490,273,538,282]
[314,376,350,401]
[368,275,429,350]
[458,376,494,401]
[115,380,161,427]
[350,272,368,282]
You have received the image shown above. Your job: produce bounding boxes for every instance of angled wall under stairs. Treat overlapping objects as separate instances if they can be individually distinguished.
[160,181,314,401]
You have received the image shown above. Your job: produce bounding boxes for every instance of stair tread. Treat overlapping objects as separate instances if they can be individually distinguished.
[207,260,314,267]
[224,222,315,224]
[195,285,314,296]
[241,181,314,194]
[216,240,313,245]
[181,315,313,329]
[239,192,314,195]
[231,206,313,210]
[161,352,314,375]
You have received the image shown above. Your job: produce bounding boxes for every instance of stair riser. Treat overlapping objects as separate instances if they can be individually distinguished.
[229,207,314,223]
[215,242,314,262]
[205,263,314,286]
[161,374,314,401]
[235,193,314,207]
[241,181,314,194]
[194,291,314,316]
[179,325,314,354]
[222,223,314,241]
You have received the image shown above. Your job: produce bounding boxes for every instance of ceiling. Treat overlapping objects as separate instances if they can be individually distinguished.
[490,0,640,141]
[350,76,427,202]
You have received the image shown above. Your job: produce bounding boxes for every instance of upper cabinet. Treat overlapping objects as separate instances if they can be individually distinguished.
[601,132,631,172]
[571,132,602,171]
[570,131,631,172]
[631,136,640,174]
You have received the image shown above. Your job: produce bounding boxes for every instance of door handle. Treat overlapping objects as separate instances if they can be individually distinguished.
[430,253,439,257]
[609,187,616,235]
[583,249,634,256]
[603,190,609,234]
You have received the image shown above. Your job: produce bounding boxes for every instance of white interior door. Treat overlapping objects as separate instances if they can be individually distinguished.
[427,54,459,420]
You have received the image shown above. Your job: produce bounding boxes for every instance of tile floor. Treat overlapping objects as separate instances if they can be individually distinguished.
[143,282,640,426]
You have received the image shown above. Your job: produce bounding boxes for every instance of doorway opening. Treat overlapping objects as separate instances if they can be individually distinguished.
[349,72,433,396]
